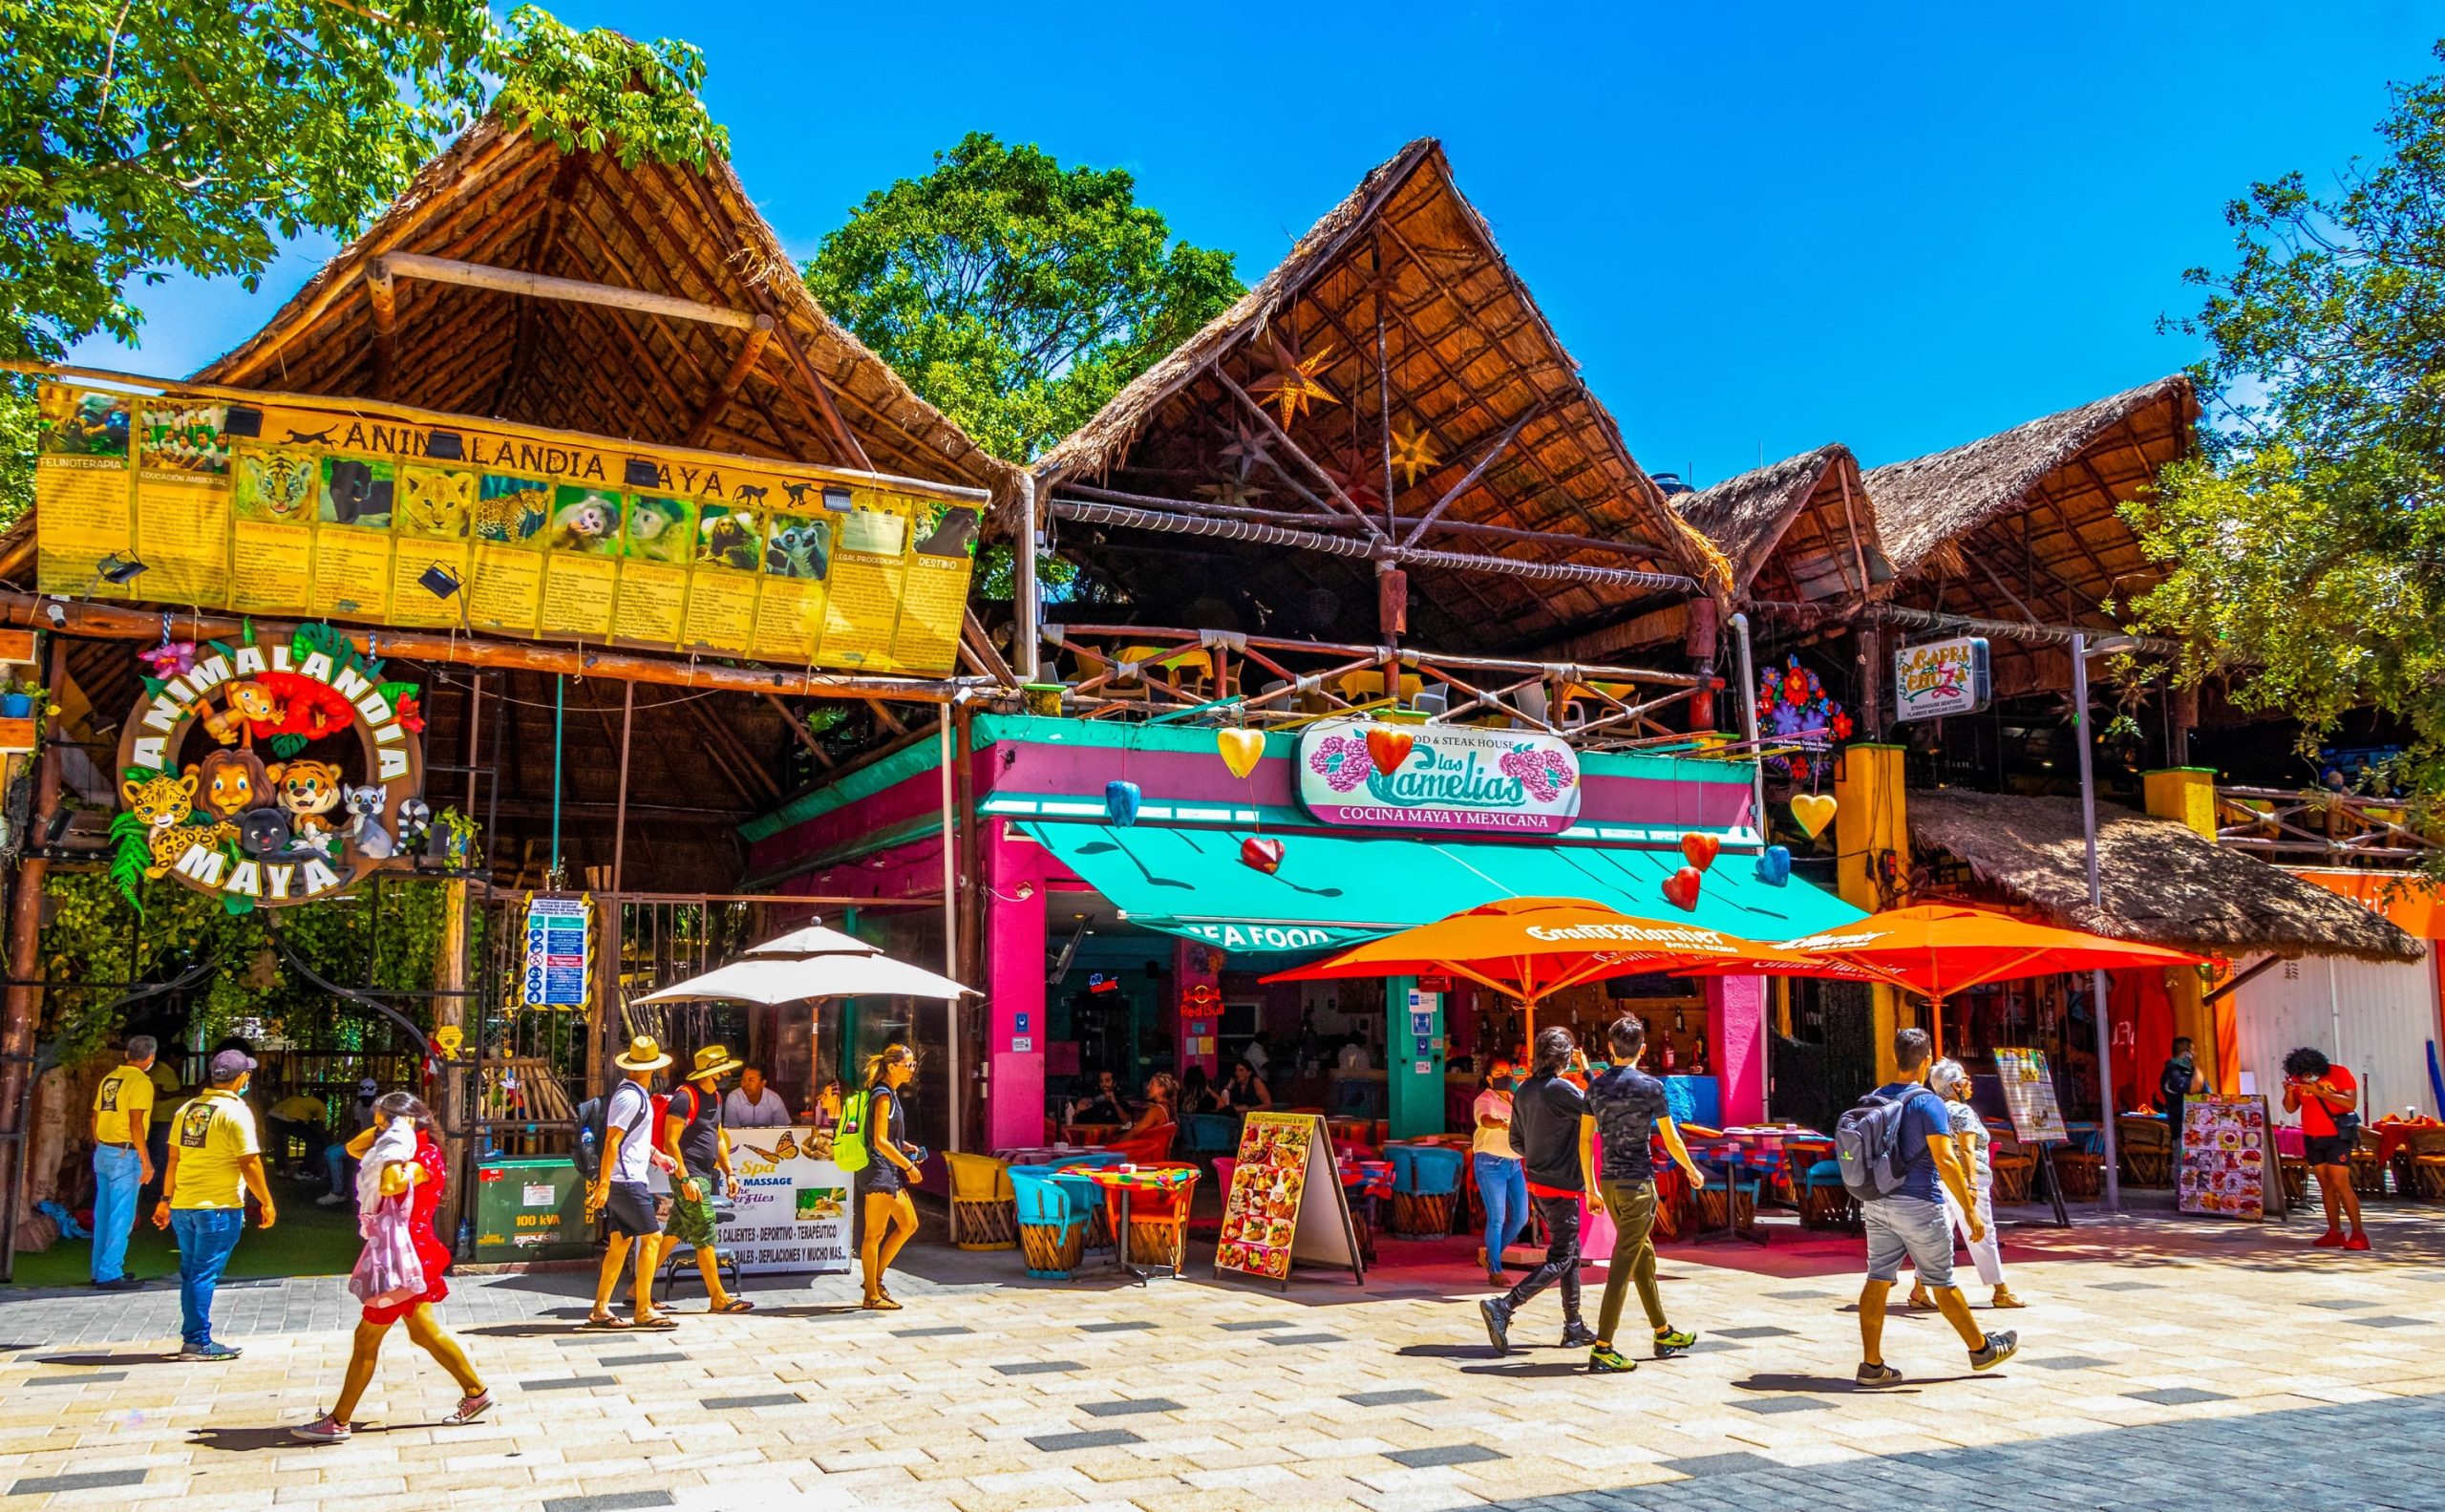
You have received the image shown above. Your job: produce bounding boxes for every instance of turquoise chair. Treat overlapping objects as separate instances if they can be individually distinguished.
[1393,1145,1465,1235]
[1797,1159,1857,1230]
[1048,1168,1114,1253]
[1011,1166,1089,1279]
[1384,1143,1419,1194]
[1183,1113,1240,1163]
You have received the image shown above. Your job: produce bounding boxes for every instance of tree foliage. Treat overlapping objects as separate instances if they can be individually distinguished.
[2128,42,2445,836]
[803,132,1244,464]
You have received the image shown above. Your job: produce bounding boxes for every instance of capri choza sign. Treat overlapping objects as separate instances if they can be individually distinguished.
[1295,718,1581,835]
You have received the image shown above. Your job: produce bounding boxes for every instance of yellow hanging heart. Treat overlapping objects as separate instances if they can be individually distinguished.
[1217,728,1265,779]
[1791,792,1839,839]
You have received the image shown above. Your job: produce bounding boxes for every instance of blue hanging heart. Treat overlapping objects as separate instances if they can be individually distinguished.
[1754,844,1792,887]
[1105,779,1141,827]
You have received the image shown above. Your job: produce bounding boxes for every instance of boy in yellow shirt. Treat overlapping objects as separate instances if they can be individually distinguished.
[89,1036,159,1289]
[152,1050,275,1361]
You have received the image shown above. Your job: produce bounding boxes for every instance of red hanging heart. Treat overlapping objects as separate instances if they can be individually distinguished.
[1661,865,1703,911]
[1679,832,1721,872]
[1365,727,1414,776]
[1240,837,1286,875]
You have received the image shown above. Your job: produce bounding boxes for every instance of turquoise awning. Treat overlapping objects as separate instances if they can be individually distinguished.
[1018,822,1864,955]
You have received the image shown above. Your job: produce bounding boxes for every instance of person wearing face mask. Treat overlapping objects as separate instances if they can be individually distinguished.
[1471,1062,1527,1288]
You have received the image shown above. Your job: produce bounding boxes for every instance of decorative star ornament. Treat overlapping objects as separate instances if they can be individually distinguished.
[1197,479,1267,508]
[1389,422,1439,486]
[1218,417,1272,480]
[1324,450,1383,515]
[1245,332,1338,427]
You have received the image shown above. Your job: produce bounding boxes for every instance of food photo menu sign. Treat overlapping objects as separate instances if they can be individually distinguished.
[1215,1112,1363,1288]
[2179,1096,2280,1222]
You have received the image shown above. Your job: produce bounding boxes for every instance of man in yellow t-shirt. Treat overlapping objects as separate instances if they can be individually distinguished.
[88,1036,159,1289]
[142,1057,184,1209]
[154,1050,275,1361]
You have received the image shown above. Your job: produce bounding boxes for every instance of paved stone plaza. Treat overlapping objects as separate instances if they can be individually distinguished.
[0,1204,2439,1511]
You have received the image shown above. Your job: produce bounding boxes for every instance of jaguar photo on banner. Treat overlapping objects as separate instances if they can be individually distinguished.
[32,381,988,678]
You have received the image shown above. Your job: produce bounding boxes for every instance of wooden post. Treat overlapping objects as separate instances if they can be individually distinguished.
[2166,682,2199,767]
[1858,623,1889,741]
[1,635,64,1233]
[435,878,470,1238]
[610,680,634,892]
[1683,596,1719,732]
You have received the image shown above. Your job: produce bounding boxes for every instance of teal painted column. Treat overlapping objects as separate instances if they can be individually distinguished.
[1387,975,1447,1139]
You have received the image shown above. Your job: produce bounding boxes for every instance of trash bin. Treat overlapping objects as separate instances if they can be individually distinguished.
[473,1156,591,1262]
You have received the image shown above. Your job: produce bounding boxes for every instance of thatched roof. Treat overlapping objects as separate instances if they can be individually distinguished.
[1676,444,1889,603]
[1863,376,2198,603]
[193,110,1016,508]
[1910,788,2421,963]
[1031,138,1727,650]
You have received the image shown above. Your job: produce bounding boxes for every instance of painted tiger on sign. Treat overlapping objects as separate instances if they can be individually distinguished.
[237,451,317,520]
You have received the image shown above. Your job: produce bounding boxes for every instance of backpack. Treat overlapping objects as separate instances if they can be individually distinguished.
[573,1093,610,1182]
[833,1087,876,1175]
[1835,1084,1940,1203]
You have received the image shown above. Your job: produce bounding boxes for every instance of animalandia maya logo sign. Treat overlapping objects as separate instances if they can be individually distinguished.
[109,624,428,912]
[1294,716,1582,835]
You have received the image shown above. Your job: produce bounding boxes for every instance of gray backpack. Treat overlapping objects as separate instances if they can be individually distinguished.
[1835,1085,1938,1203]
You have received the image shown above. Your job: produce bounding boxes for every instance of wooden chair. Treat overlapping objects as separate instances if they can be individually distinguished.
[1795,1157,1857,1230]
[2349,1127,2390,1198]
[945,1152,1017,1251]
[2053,1150,2105,1201]
[2117,1116,2174,1187]
[1010,1166,1088,1279]
[2279,1155,2309,1208]
[2399,1128,2445,1199]
[1692,1177,1758,1233]
[1988,1142,2038,1204]
[1102,1123,1177,1166]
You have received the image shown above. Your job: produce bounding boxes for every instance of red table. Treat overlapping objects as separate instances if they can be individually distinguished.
[2374,1117,2442,1165]
[1084,1163,1201,1282]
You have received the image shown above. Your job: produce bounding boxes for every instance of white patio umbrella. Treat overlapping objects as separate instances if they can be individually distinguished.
[636,926,975,1005]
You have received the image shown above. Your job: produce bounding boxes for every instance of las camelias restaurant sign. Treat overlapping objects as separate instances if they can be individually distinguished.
[1894,636,1991,723]
[1295,717,1582,835]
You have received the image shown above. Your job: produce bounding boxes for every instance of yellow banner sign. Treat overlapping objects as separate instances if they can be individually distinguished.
[33,385,986,676]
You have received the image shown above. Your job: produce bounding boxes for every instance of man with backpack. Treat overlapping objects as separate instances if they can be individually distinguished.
[582,1036,677,1331]
[1842,1027,2018,1385]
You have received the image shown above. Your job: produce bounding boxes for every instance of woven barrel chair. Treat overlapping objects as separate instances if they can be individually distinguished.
[1010,1167,1088,1280]
[2117,1116,2174,1188]
[1988,1142,2038,1204]
[2400,1127,2445,1199]
[2349,1128,2390,1198]
[2054,1150,2105,1201]
[945,1152,1017,1251]
[1390,1146,1464,1236]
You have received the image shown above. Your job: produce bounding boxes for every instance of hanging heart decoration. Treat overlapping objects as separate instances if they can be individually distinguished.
[1240,836,1286,875]
[1217,728,1265,779]
[1791,792,1839,839]
[1104,779,1141,827]
[1365,727,1414,776]
[1661,865,1703,911]
[1754,844,1793,887]
[1679,832,1722,872]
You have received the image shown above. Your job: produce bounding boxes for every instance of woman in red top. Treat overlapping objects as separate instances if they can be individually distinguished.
[2283,1047,2368,1250]
[293,1093,491,1442]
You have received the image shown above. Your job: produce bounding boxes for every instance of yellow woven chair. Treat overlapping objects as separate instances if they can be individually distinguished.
[945,1152,1017,1251]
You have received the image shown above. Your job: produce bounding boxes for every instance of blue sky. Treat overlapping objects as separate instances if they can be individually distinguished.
[71,3,2440,484]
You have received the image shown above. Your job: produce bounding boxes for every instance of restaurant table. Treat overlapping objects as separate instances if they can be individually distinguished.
[1083,1163,1201,1283]
[992,1144,1102,1167]
[1683,1144,1766,1245]
[2373,1117,2443,1165]
[1335,1156,1394,1267]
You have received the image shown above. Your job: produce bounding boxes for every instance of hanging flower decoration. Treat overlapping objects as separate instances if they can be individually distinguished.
[138,641,199,680]
[1245,333,1338,426]
[1389,423,1439,486]
[394,692,426,735]
[1755,655,1851,782]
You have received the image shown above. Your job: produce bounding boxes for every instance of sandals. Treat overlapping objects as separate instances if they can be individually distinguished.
[629,1312,680,1331]
[445,1390,494,1425]
[712,1298,755,1314]
[860,1294,903,1311]
[578,1313,629,1331]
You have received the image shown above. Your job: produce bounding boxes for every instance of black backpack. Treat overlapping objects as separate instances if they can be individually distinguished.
[572,1090,613,1182]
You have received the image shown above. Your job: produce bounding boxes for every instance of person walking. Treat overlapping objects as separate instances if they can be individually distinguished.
[290,1093,490,1441]
[1910,1059,2022,1311]
[1584,1016,1706,1374]
[151,1049,274,1362]
[584,1035,677,1330]
[1471,1061,1526,1287]
[89,1035,159,1290]
[857,1044,925,1310]
[1478,1028,1598,1355]
[664,1044,753,1314]
[2285,1046,2367,1250]
[1854,1028,2018,1386]
[2158,1035,2208,1159]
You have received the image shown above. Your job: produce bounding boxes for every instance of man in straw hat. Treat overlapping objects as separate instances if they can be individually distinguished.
[585,1035,677,1330]
[663,1044,752,1314]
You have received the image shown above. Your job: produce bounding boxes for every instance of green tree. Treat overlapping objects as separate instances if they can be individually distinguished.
[803,132,1244,466]
[2129,41,2445,860]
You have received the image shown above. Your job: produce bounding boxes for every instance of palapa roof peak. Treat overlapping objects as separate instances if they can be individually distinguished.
[194,109,1017,507]
[1910,788,2422,964]
[1675,443,1890,603]
[1863,375,2199,598]
[1033,138,1730,650]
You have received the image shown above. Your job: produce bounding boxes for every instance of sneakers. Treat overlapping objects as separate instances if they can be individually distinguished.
[1478,1296,1514,1354]
[1856,1361,1904,1386]
[1969,1331,2019,1371]
[176,1342,242,1363]
[289,1414,351,1444]
[444,1390,494,1425]
[2344,1231,2371,1251]
[1653,1328,1697,1357]
[314,1192,351,1207]
[1587,1345,1637,1374]
[91,1276,143,1291]
[2313,1228,2348,1247]
[1559,1319,1599,1348]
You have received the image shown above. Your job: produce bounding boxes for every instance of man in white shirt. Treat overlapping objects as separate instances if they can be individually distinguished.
[1337,1037,1372,1072]
[722,1066,793,1129]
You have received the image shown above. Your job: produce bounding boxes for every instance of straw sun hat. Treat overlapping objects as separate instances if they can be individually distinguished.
[614,1035,673,1072]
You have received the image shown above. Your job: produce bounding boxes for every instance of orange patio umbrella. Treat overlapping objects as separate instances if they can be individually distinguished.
[1676,903,2205,1054]
[1261,897,1829,1038]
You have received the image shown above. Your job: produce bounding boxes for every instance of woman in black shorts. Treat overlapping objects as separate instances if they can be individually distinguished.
[859,1044,924,1309]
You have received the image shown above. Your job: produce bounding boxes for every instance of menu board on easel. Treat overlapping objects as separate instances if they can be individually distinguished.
[1215,1112,1364,1288]
[1993,1046,2070,1143]
[2179,1095,2281,1222]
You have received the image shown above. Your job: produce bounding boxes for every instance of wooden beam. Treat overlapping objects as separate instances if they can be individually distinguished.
[959,608,1016,687]
[1398,400,1547,545]
[863,698,908,736]
[1212,368,1387,538]
[683,315,776,448]
[372,251,762,330]
[763,693,837,770]
[364,263,398,398]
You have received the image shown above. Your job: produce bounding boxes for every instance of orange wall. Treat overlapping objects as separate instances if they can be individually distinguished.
[2288,869,2445,1085]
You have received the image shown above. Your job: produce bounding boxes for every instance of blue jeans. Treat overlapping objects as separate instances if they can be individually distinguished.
[89,1145,142,1283]
[169,1208,244,1349]
[1474,1153,1527,1267]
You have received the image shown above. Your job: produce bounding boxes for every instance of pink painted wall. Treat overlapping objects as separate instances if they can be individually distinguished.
[986,825,1048,1152]
[1707,974,1767,1126]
